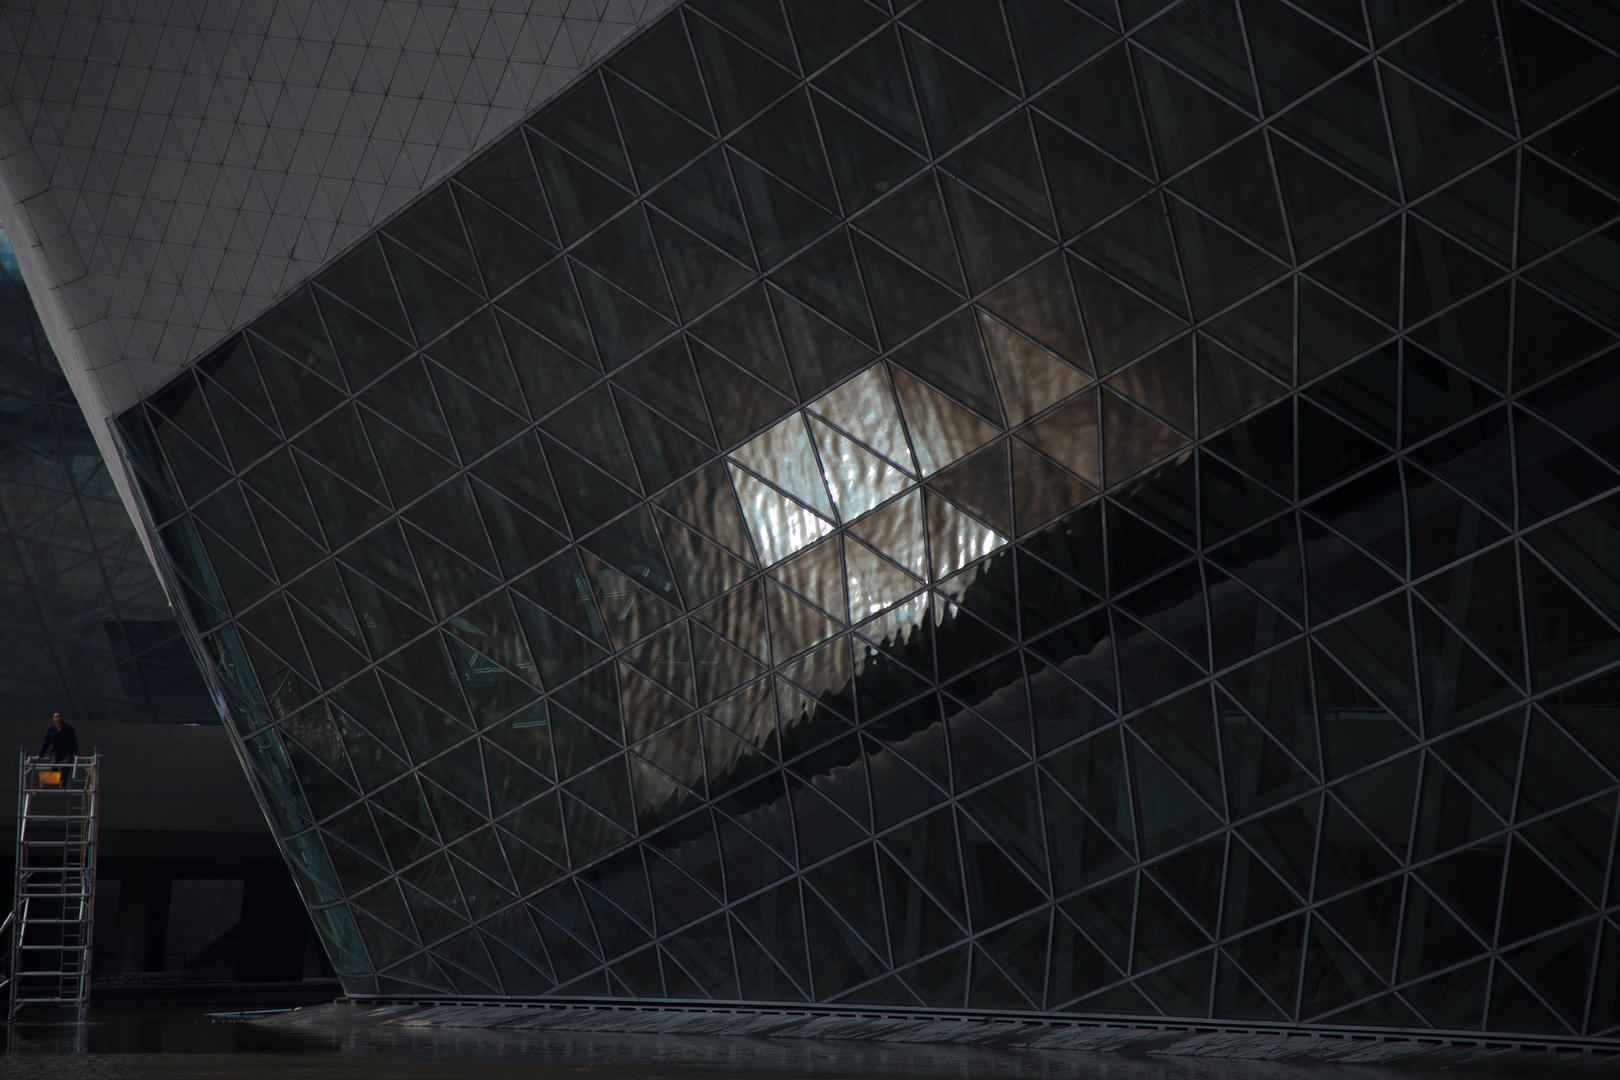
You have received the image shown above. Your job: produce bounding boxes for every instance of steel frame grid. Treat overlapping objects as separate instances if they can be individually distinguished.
[91,0,1620,1044]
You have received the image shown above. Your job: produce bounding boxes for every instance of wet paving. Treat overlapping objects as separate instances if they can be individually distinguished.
[0,1006,1604,1080]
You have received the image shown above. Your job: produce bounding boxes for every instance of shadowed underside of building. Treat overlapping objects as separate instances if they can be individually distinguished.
[4,0,1620,1046]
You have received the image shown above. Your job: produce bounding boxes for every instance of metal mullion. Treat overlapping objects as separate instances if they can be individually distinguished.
[1288,790,1327,1020]
[1252,128,1302,275]
[1490,698,1533,970]
[889,20,941,165]
[477,271,542,427]
[1421,2,1528,142]
[1268,0,1373,50]
[1583,866,1618,1034]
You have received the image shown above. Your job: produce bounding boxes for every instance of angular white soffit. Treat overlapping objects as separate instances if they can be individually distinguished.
[0,0,676,427]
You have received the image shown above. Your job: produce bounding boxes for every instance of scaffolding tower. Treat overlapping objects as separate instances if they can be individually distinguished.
[8,753,99,1017]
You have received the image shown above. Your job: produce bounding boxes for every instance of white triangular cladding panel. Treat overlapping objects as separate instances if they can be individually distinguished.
[0,0,678,422]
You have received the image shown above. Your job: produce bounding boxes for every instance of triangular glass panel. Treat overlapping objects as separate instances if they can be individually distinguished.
[981,312,1090,429]
[688,11,798,134]
[1068,257,1184,376]
[1134,0,1256,113]
[1037,45,1155,177]
[900,28,1018,155]
[730,89,837,211]
[890,367,1000,478]
[572,207,676,319]
[425,308,524,414]
[649,149,756,267]
[572,262,676,371]
[614,338,714,445]
[807,416,912,525]
[1268,132,1396,261]
[812,89,929,214]
[814,26,927,155]
[730,151,838,269]
[942,113,1054,235]
[890,310,1002,424]
[528,132,633,247]
[929,443,1011,539]
[1003,0,1116,93]
[646,210,754,325]
[852,236,959,352]
[1386,3,1512,126]
[605,73,714,190]
[607,14,715,132]
[319,238,413,345]
[457,130,557,245]
[616,390,712,492]
[1034,115,1148,248]
[381,238,482,346]
[977,261,1094,384]
[1133,47,1252,175]
[1383,65,1514,197]
[541,385,639,490]
[772,232,877,348]
[771,286,874,417]
[499,259,599,369]
[686,285,792,399]
[940,174,1052,295]
[1244,0,1366,113]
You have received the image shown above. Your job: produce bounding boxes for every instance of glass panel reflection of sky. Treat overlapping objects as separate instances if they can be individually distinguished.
[728,462,835,566]
[728,361,1008,654]
[730,415,836,519]
[807,366,916,475]
[811,417,911,521]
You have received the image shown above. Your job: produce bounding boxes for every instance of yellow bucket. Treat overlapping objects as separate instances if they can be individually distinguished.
[37,770,61,788]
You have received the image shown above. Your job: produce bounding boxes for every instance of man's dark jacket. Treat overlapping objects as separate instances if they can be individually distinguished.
[40,723,77,763]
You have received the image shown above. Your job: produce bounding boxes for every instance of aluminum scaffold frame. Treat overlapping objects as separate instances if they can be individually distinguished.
[8,753,99,1018]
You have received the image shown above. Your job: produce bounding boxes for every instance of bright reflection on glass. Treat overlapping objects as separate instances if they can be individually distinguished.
[730,414,836,519]
[849,489,928,580]
[808,365,917,476]
[810,416,912,521]
[927,494,1007,579]
[844,537,923,621]
[728,463,835,566]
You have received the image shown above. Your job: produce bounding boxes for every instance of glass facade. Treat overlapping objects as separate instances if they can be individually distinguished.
[110,0,1620,1038]
[0,226,211,723]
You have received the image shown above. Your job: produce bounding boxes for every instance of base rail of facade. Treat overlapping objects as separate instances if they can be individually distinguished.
[316,995,1620,1057]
